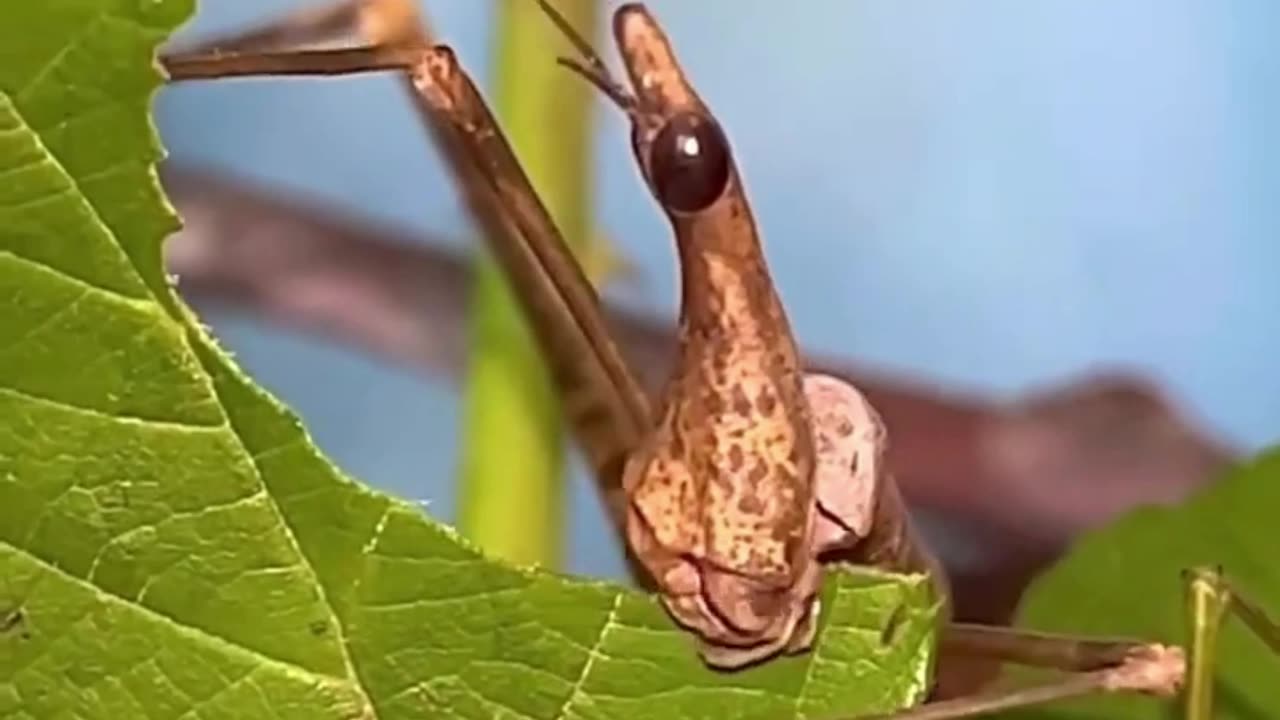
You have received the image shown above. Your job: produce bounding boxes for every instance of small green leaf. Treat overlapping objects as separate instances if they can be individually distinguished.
[0,2,938,718]
[1003,449,1280,719]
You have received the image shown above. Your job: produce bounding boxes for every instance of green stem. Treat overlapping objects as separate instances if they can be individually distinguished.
[1184,567,1229,720]
[455,0,599,567]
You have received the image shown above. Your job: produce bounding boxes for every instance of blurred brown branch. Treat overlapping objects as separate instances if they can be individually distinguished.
[161,163,1238,625]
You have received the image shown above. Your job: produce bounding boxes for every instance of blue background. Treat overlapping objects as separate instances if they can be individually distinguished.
[158,0,1280,578]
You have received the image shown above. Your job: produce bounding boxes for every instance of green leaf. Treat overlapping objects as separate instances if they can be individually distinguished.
[1002,448,1280,719]
[0,2,939,718]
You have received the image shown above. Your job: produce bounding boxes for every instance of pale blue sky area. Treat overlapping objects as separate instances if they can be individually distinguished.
[159,1,1280,578]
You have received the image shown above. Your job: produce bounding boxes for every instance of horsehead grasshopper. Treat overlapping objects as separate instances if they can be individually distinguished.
[160,1,1279,717]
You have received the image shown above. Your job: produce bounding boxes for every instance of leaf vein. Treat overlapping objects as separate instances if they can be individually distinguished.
[85,489,270,583]
[554,591,622,719]
[0,385,225,431]
[14,14,103,102]
[207,373,378,715]
[0,286,92,355]
[358,584,524,613]
[3,544,353,682]
[0,248,145,305]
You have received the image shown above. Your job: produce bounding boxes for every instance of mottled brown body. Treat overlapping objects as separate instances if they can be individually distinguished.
[163,2,1245,712]
[622,191,822,660]
[606,5,877,667]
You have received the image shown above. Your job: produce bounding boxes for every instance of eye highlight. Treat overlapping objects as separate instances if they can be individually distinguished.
[648,112,731,214]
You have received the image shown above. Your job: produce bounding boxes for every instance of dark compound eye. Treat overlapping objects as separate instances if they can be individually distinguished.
[648,112,731,214]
